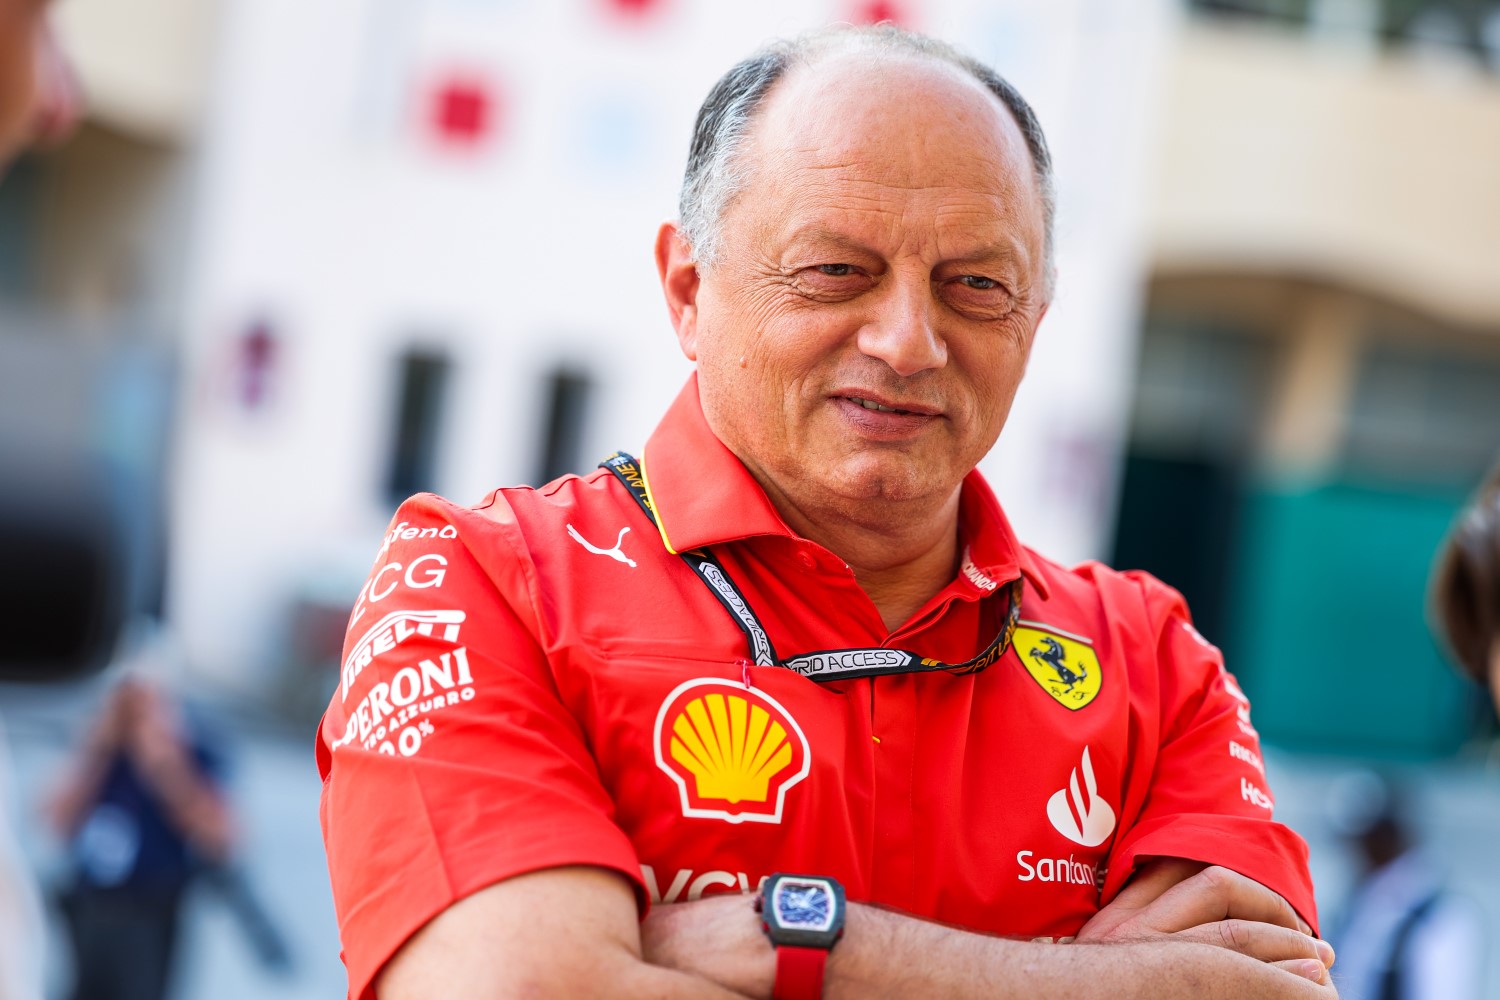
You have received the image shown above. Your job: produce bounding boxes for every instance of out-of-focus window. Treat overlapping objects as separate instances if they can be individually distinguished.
[1342,340,1500,484]
[1187,0,1500,66]
[1115,319,1275,648]
[1130,320,1273,460]
[385,348,452,505]
[536,366,593,486]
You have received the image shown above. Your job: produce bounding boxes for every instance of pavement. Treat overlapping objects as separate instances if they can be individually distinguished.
[3,678,1498,1000]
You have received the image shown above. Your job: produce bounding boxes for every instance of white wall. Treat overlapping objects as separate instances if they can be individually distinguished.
[170,0,1168,692]
[1150,21,1500,331]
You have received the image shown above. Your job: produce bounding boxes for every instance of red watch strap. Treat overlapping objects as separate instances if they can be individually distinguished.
[772,945,828,1000]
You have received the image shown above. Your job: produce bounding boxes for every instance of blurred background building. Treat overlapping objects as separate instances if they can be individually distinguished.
[2,0,1498,997]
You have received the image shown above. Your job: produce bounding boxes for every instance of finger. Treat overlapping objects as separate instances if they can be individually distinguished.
[1148,866,1305,932]
[1075,858,1209,940]
[1272,958,1330,985]
[1186,919,1332,968]
[1109,857,1207,908]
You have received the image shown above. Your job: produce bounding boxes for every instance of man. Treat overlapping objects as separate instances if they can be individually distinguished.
[46,675,236,1000]
[320,26,1337,999]
[1326,773,1482,1000]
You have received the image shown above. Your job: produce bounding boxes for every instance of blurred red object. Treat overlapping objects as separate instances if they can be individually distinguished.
[851,1,907,27]
[430,76,494,146]
[236,320,276,410]
[602,0,667,18]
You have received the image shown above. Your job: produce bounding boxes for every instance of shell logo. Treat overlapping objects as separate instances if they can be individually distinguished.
[654,678,810,824]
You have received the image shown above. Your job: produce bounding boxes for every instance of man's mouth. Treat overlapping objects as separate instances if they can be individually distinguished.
[844,396,932,417]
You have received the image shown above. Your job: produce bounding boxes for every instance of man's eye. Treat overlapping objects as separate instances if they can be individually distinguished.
[958,275,999,290]
[816,264,855,277]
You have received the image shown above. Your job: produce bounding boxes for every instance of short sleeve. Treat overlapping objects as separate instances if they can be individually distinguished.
[316,493,643,1000]
[1099,573,1319,933]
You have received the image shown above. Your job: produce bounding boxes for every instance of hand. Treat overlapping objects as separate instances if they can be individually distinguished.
[640,893,774,999]
[1076,859,1333,985]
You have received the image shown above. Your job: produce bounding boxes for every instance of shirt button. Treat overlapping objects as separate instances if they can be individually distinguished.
[797,551,816,569]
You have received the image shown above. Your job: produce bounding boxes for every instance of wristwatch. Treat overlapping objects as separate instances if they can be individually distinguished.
[756,873,846,1000]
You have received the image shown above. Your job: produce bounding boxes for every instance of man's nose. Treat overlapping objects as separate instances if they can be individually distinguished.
[855,279,948,377]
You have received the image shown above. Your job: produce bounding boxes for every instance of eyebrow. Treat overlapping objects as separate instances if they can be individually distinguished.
[780,227,883,259]
[782,226,1033,273]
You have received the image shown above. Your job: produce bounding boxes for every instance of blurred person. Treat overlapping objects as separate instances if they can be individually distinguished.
[319,25,1337,1000]
[45,674,233,1000]
[1326,772,1482,1000]
[1,4,80,1000]
[1431,461,1500,705]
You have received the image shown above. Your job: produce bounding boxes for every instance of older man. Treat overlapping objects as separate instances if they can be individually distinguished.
[319,26,1336,999]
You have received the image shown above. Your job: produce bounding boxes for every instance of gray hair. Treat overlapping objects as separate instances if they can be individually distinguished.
[677,25,1057,296]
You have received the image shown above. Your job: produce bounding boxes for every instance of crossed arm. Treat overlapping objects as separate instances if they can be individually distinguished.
[376,860,1336,999]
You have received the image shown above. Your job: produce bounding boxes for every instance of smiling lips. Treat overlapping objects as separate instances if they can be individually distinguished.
[842,395,939,418]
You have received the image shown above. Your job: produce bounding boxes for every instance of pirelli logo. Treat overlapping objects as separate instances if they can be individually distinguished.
[343,609,465,700]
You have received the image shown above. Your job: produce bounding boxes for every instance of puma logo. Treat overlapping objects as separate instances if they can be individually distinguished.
[566,524,636,568]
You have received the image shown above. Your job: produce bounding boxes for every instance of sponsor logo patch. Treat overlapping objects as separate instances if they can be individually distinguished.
[1016,850,1102,889]
[640,864,765,903]
[959,545,999,592]
[329,646,477,757]
[342,609,465,700]
[1047,745,1117,848]
[1016,622,1102,710]
[654,678,810,824]
[1228,739,1264,774]
[1241,776,1274,812]
[566,523,637,568]
[351,553,450,624]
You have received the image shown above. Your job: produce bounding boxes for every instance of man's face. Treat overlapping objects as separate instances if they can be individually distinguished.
[669,53,1049,514]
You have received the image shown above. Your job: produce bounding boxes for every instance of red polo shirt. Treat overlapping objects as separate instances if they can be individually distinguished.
[318,375,1316,1000]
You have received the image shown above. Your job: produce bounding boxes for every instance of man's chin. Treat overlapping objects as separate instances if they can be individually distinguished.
[819,455,959,507]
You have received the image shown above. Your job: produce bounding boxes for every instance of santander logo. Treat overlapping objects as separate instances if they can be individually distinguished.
[1046,746,1117,848]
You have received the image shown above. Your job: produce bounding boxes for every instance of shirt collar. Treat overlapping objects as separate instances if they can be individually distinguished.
[640,373,1049,600]
[640,374,790,554]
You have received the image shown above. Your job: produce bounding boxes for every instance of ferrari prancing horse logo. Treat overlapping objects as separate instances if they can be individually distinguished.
[1015,622,1102,710]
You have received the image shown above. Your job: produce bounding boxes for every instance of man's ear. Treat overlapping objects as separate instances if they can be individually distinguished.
[655,221,701,361]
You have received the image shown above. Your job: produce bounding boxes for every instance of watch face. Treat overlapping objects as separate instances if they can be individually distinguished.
[773,878,835,933]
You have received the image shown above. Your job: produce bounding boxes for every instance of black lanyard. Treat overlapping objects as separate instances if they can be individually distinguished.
[601,452,1023,683]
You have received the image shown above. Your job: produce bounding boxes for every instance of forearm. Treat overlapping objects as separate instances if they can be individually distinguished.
[829,903,1334,1000]
[645,894,1334,1000]
[384,941,755,1000]
[44,750,115,835]
[139,764,232,859]
[377,868,757,1000]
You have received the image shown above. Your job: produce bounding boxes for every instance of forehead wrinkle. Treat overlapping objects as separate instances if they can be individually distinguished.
[774,118,1030,210]
[721,55,1047,279]
[775,178,1028,258]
